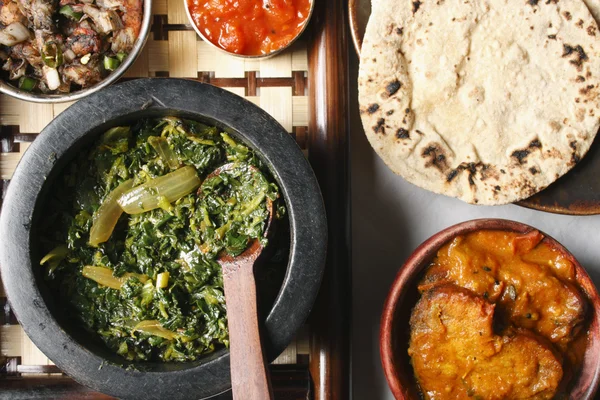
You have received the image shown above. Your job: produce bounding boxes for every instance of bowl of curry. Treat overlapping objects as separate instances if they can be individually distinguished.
[0,78,327,399]
[380,219,600,400]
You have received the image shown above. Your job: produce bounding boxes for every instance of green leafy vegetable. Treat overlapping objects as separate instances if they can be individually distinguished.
[40,117,284,362]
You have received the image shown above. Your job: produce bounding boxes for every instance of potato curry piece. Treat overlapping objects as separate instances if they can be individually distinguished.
[409,230,589,400]
[419,230,586,348]
[409,285,563,400]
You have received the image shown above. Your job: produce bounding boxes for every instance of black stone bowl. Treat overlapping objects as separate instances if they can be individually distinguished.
[0,78,327,399]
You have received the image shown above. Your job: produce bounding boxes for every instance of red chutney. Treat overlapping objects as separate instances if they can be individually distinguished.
[188,0,311,56]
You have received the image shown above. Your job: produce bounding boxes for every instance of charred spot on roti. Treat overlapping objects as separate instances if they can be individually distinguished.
[467,164,477,186]
[563,11,572,21]
[511,149,530,164]
[396,128,410,139]
[529,139,542,149]
[500,169,506,174]
[386,110,395,116]
[563,44,588,70]
[576,19,584,28]
[576,75,585,82]
[528,0,538,5]
[588,25,596,37]
[579,84,595,95]
[396,27,403,35]
[548,34,557,39]
[367,103,380,114]
[494,185,501,191]
[412,0,422,14]
[422,144,450,173]
[549,121,561,132]
[373,118,386,134]
[447,169,459,182]
[530,167,539,174]
[386,80,402,96]
[568,142,580,164]
[446,162,492,185]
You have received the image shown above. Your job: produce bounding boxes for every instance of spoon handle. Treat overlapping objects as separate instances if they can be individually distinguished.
[222,261,274,400]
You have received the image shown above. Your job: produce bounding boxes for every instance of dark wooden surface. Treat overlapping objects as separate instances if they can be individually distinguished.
[0,365,312,400]
[307,0,352,399]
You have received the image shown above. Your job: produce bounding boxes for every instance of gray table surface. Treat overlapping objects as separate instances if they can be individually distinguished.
[348,52,600,400]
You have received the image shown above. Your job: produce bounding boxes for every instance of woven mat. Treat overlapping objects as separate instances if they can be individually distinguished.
[0,0,310,375]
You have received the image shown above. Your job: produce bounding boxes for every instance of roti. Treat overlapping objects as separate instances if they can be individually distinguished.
[359,0,600,204]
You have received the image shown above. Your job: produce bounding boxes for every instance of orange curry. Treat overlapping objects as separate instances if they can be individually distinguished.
[409,230,588,400]
[187,0,311,56]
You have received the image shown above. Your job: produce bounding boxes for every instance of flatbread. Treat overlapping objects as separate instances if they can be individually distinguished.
[359,0,600,204]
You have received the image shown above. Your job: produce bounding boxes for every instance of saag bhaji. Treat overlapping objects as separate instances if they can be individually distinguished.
[409,230,589,400]
[40,116,284,362]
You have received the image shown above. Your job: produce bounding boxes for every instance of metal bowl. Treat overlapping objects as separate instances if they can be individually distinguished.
[184,0,314,60]
[380,219,600,400]
[0,0,152,103]
[0,78,327,399]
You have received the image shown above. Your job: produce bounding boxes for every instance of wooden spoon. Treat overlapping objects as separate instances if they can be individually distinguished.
[202,163,274,400]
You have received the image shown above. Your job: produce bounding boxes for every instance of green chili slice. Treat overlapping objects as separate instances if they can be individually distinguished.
[59,5,83,20]
[103,56,120,71]
[18,76,37,91]
[41,42,63,68]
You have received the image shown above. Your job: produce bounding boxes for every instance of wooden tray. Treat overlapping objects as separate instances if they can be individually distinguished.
[0,0,351,398]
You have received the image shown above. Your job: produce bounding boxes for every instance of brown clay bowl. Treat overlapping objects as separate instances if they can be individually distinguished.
[380,218,600,399]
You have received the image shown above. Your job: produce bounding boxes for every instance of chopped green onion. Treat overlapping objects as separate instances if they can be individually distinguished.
[40,245,68,266]
[59,5,83,20]
[103,55,120,71]
[148,136,179,170]
[133,320,177,340]
[40,244,68,275]
[41,41,63,68]
[18,76,37,91]
[117,166,201,215]
[241,192,266,216]
[82,266,149,290]
[187,136,215,145]
[156,272,169,289]
[221,133,238,147]
[116,52,127,62]
[89,179,134,246]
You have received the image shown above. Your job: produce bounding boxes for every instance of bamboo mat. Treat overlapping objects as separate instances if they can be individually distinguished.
[0,0,310,377]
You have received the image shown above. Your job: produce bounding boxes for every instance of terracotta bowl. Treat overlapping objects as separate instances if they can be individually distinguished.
[380,218,600,399]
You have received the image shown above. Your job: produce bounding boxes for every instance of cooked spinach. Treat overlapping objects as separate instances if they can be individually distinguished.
[40,117,283,362]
